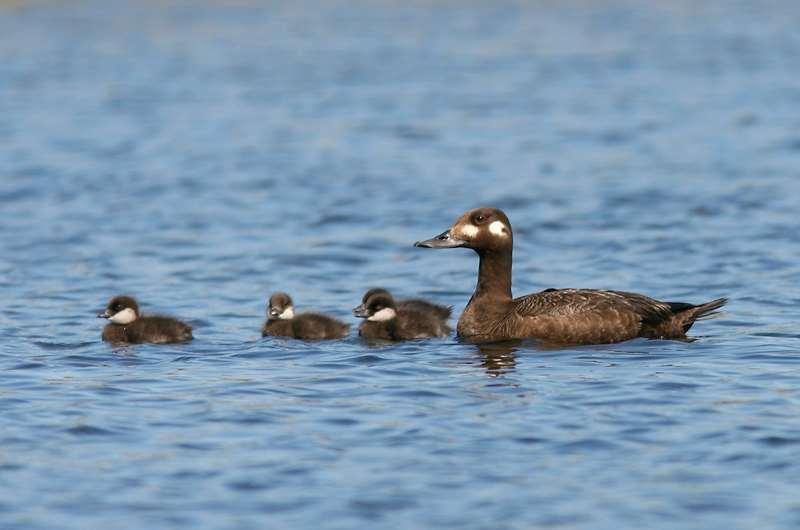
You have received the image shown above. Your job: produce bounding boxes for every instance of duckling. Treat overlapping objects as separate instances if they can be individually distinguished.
[262,292,349,340]
[353,289,451,341]
[359,288,452,321]
[98,295,193,344]
[415,206,727,345]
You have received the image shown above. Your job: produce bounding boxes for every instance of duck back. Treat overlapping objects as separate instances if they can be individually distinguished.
[263,313,349,340]
[398,299,452,321]
[394,308,451,339]
[103,315,193,344]
[292,313,349,340]
[359,308,450,341]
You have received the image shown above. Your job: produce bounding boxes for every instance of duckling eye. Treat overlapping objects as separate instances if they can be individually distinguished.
[475,214,486,223]
[113,303,121,311]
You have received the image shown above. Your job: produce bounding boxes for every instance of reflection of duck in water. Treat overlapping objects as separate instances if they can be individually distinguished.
[416,207,726,345]
[475,341,519,375]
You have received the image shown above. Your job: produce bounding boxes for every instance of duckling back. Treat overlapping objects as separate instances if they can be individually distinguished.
[263,313,349,340]
[393,308,451,340]
[359,308,450,341]
[399,299,452,322]
[104,316,193,344]
[292,313,350,340]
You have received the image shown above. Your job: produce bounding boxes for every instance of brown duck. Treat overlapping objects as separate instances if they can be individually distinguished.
[98,295,193,344]
[357,288,452,321]
[262,292,349,340]
[353,289,451,341]
[415,207,726,345]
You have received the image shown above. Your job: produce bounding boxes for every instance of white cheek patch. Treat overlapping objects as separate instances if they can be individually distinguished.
[109,308,137,325]
[459,224,479,239]
[278,307,295,320]
[368,308,397,322]
[489,220,509,237]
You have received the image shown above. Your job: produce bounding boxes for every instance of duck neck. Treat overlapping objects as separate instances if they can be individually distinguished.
[474,247,513,302]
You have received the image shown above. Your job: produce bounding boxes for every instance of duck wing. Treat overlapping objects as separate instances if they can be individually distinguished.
[514,288,671,320]
[509,288,675,344]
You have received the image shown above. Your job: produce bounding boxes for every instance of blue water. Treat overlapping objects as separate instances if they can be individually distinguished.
[1,1,800,528]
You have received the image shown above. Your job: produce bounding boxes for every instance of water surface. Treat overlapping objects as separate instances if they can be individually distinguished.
[1,1,799,529]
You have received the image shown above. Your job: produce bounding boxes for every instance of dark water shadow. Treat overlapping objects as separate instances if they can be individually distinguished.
[472,340,521,376]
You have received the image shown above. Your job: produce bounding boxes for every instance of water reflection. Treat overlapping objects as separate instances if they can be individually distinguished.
[473,340,520,376]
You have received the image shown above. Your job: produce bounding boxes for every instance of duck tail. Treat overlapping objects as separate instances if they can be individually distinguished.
[691,297,728,320]
[668,297,727,333]
[438,305,454,320]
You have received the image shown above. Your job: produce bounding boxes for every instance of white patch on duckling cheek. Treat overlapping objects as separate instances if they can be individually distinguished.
[278,307,295,320]
[459,224,479,239]
[109,308,137,325]
[489,220,508,237]
[368,308,397,322]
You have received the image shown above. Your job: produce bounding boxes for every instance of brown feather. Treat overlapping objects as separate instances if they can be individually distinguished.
[103,316,193,344]
[262,313,349,340]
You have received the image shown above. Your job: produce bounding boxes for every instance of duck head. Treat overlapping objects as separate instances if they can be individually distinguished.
[415,207,513,252]
[268,292,295,320]
[359,288,390,305]
[353,290,397,322]
[98,295,140,325]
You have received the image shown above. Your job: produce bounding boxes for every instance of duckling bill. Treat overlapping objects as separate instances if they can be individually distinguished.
[415,207,727,345]
[262,292,349,340]
[98,295,193,344]
[353,288,451,341]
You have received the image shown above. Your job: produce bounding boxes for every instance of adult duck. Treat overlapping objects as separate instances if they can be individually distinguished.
[415,207,726,345]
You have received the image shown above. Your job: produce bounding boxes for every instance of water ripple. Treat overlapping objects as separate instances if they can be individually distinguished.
[1,2,799,530]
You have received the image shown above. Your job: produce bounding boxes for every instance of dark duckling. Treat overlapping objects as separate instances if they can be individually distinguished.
[353,289,451,341]
[98,295,193,344]
[359,288,452,321]
[415,207,726,345]
[262,292,349,340]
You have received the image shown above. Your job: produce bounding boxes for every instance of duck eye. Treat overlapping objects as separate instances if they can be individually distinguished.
[475,214,486,223]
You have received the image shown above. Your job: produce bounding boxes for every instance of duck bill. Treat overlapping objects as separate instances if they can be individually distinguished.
[97,310,111,319]
[352,305,369,318]
[414,230,465,249]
